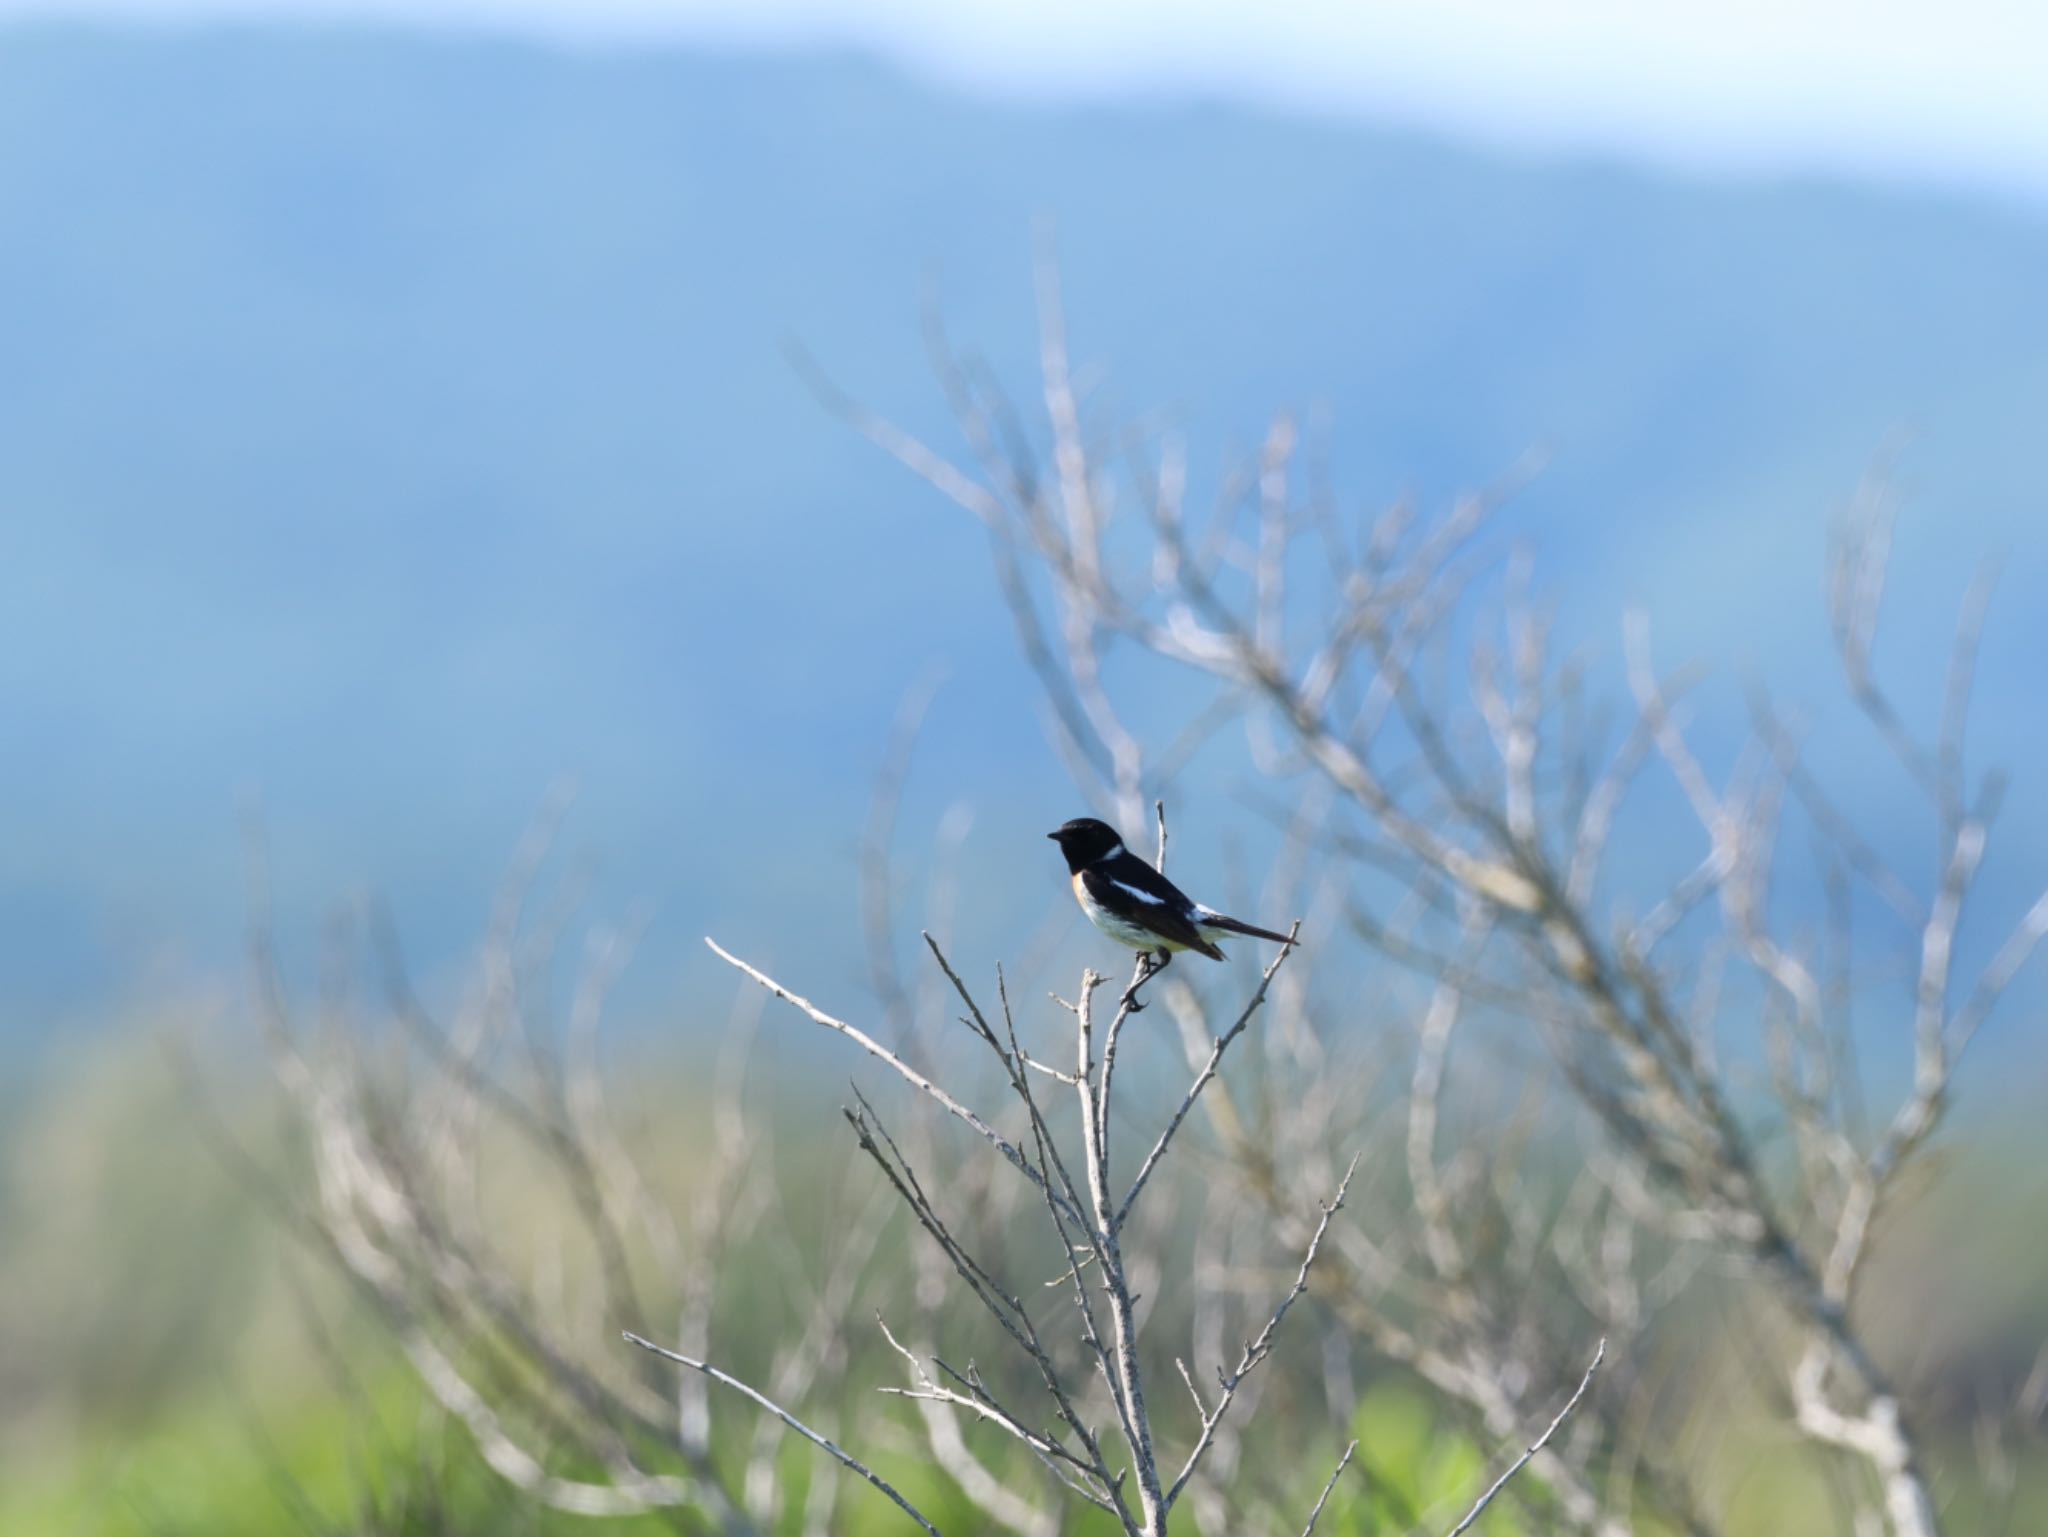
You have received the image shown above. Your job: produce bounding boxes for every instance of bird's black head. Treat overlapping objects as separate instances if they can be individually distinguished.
[1047,816,1123,872]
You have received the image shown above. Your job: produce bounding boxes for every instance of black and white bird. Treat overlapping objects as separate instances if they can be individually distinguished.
[1048,816,1296,973]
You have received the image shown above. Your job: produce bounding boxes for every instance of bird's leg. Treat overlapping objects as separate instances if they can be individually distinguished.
[1120,949,1169,1014]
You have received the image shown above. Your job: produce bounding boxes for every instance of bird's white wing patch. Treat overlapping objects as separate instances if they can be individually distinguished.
[1110,878,1168,907]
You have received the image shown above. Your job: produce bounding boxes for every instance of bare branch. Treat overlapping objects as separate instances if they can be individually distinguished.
[706,937,1082,1226]
[626,1332,942,1536]
[1445,1339,1606,1537]
[1299,1440,1358,1537]
[1118,930,1302,1228]
[1164,1154,1360,1511]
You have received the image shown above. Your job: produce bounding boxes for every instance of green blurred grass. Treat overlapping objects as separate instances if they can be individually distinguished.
[4,1030,2043,1536]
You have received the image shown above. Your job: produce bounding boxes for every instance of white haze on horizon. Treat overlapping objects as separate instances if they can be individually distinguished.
[3,0,2047,206]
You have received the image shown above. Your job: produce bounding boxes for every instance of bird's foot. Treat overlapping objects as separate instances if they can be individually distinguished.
[1119,952,1168,1013]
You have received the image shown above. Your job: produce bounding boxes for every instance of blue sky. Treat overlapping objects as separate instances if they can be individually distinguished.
[8,1,2048,200]
[1,10,2043,1086]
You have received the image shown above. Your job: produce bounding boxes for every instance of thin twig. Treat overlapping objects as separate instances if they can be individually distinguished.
[1118,930,1301,1228]
[1300,1440,1358,1537]
[1444,1339,1606,1537]
[625,1332,942,1536]
[708,937,1082,1226]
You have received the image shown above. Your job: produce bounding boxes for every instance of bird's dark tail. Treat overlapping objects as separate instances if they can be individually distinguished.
[1197,914,1298,947]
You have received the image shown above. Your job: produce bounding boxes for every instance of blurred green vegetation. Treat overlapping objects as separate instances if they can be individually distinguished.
[4,1027,2043,1536]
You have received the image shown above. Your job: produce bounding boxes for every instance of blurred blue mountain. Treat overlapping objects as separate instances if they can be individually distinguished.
[2,25,2045,1047]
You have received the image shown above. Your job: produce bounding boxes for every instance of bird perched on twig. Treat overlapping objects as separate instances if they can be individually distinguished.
[1048,817,1297,985]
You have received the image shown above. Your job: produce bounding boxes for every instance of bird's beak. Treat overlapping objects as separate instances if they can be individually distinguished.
[1045,831,1060,840]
